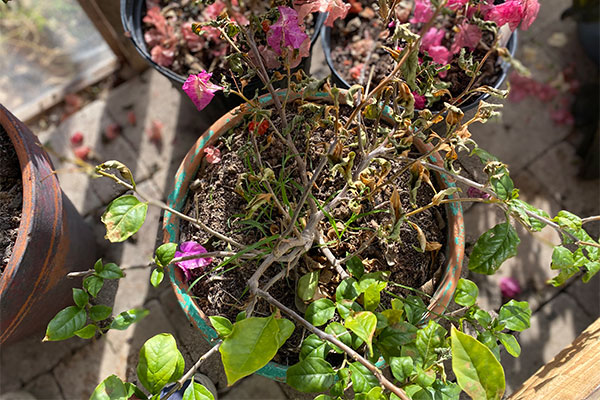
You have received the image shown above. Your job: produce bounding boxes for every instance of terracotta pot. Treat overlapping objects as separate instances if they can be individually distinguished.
[162,91,465,381]
[0,105,97,344]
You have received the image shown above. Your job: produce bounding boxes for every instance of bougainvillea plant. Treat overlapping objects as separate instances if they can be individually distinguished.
[45,1,599,400]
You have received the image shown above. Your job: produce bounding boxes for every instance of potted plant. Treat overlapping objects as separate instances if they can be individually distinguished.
[562,0,599,65]
[44,0,600,399]
[0,104,97,344]
[321,0,525,111]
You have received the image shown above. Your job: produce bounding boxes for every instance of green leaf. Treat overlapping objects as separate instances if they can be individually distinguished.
[356,386,386,400]
[357,272,389,293]
[84,275,104,298]
[73,288,89,308]
[96,160,137,189]
[498,332,521,357]
[346,256,364,279]
[209,316,233,338]
[336,299,362,319]
[390,356,414,381]
[508,199,549,232]
[348,362,378,394]
[551,246,574,269]
[286,357,336,393]
[110,309,149,330]
[297,271,320,302]
[325,322,352,353]
[155,243,177,267]
[345,312,377,357]
[95,262,124,280]
[220,316,292,385]
[336,278,360,302]
[74,324,97,339]
[305,299,336,326]
[473,309,492,328]
[90,305,113,322]
[363,282,387,311]
[151,268,164,288]
[101,195,148,242]
[451,327,505,400]
[137,333,185,395]
[469,222,520,275]
[275,318,295,348]
[583,261,600,283]
[90,375,134,400]
[478,331,500,361]
[300,334,330,360]
[376,324,418,359]
[404,295,427,325]
[400,47,419,90]
[489,166,514,200]
[182,381,215,400]
[454,278,478,307]
[414,365,436,388]
[415,320,447,368]
[44,306,87,341]
[314,395,333,400]
[498,300,531,331]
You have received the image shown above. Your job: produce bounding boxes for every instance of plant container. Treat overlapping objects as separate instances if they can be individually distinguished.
[162,90,465,382]
[0,105,97,344]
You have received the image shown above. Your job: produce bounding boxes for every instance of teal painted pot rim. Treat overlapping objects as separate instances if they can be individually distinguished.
[162,90,465,383]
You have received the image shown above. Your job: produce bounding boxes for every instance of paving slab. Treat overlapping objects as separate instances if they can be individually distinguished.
[502,292,596,395]
[23,373,64,400]
[221,375,286,400]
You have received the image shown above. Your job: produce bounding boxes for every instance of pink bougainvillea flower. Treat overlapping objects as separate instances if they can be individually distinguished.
[521,0,540,30]
[508,72,558,103]
[182,72,223,112]
[499,277,521,298]
[74,145,91,161]
[203,0,226,20]
[70,131,84,147]
[486,0,524,31]
[413,92,426,109]
[104,123,121,141]
[349,63,364,80]
[182,23,204,52]
[421,27,444,52]
[410,0,434,24]
[446,0,469,11]
[175,241,212,280]
[451,22,482,54]
[427,45,451,65]
[294,0,350,28]
[467,186,491,200]
[267,7,309,54]
[150,45,175,67]
[203,145,221,164]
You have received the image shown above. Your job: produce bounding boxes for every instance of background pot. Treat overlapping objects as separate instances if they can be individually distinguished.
[321,24,518,112]
[0,105,97,344]
[162,91,465,382]
[120,0,326,114]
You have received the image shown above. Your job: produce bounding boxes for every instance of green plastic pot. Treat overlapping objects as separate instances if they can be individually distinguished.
[162,90,465,382]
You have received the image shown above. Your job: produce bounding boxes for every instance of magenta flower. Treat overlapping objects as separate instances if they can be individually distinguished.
[421,27,445,52]
[499,277,521,298]
[182,72,223,111]
[446,0,469,11]
[294,0,350,28]
[428,45,451,65]
[410,0,434,24]
[521,0,540,30]
[175,241,212,280]
[486,0,524,31]
[203,145,221,164]
[267,7,309,54]
[450,22,482,54]
[413,92,426,109]
[467,186,491,200]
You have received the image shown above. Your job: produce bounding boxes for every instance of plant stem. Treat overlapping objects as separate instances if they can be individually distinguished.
[160,341,222,400]
[254,288,411,400]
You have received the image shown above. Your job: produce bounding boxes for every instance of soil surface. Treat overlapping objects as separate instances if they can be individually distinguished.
[0,126,22,273]
[329,0,501,107]
[178,101,447,365]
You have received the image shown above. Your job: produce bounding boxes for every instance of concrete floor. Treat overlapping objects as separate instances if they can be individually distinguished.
[1,0,599,397]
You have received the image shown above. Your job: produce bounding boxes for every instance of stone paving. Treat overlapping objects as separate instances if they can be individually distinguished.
[1,1,599,398]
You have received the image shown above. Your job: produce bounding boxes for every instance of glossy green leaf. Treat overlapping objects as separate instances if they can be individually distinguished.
[345,312,377,356]
[89,375,135,400]
[469,222,520,275]
[454,278,478,307]
[356,386,386,400]
[390,356,414,381]
[95,262,124,280]
[584,261,600,283]
[478,330,500,361]
[90,305,113,322]
[73,288,89,308]
[489,166,514,200]
[363,282,387,311]
[74,324,97,339]
[137,333,185,395]
[451,327,505,400]
[151,268,164,288]
[300,334,330,360]
[508,199,549,232]
[551,246,574,269]
[403,295,427,325]
[305,299,336,326]
[44,306,87,341]
[297,271,320,301]
[220,316,292,385]
[155,243,177,267]
[182,381,214,400]
[325,322,352,353]
[348,362,378,394]
[498,300,531,331]
[286,357,335,393]
[415,320,447,368]
[357,272,389,293]
[498,332,521,357]
[336,299,362,319]
[275,318,295,348]
[101,195,148,242]
[110,308,149,330]
[209,316,233,338]
[84,275,104,298]
[473,309,492,328]
[336,278,360,302]
[376,323,418,359]
[346,256,364,279]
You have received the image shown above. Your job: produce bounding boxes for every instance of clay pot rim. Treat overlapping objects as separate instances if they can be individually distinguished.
[162,90,465,381]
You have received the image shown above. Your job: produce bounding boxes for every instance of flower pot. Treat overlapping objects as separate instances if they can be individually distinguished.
[0,105,97,344]
[320,24,518,112]
[120,0,326,114]
[162,91,465,382]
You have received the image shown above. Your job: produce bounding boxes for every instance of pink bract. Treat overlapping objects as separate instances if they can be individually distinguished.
[521,0,540,30]
[294,0,350,28]
[428,45,451,66]
[182,72,223,111]
[451,22,482,54]
[267,6,309,54]
[175,241,212,280]
[203,146,221,164]
[499,277,521,298]
[421,27,444,52]
[182,23,204,52]
[413,92,426,109]
[486,0,524,31]
[410,0,434,24]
